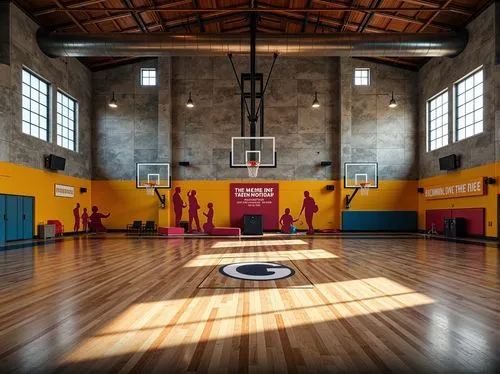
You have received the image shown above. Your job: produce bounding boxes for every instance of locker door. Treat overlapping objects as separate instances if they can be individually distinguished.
[6,195,19,241]
[22,196,34,240]
[0,195,5,243]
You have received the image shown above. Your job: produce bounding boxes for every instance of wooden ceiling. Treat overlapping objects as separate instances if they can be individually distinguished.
[15,0,493,70]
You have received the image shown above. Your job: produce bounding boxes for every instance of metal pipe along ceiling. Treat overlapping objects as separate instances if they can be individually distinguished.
[37,30,468,58]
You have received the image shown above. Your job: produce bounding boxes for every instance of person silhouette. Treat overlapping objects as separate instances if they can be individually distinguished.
[187,190,201,233]
[172,187,187,227]
[81,208,89,232]
[89,206,111,232]
[203,202,215,234]
[280,208,299,234]
[73,203,80,232]
[299,191,318,234]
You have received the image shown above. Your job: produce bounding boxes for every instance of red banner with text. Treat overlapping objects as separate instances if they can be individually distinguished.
[230,183,279,230]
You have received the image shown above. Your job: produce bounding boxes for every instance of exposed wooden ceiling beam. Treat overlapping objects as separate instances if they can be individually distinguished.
[122,0,148,32]
[34,0,107,16]
[192,0,206,31]
[41,6,473,15]
[301,0,313,32]
[51,0,88,32]
[417,0,452,32]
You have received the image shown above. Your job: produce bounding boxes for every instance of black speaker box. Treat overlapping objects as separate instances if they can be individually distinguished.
[243,214,263,235]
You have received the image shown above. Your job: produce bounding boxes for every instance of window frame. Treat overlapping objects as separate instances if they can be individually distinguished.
[21,68,50,142]
[353,68,370,86]
[56,89,78,152]
[454,66,484,143]
[140,68,157,86]
[426,89,449,152]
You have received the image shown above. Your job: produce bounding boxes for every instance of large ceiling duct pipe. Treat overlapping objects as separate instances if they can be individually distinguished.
[37,30,467,58]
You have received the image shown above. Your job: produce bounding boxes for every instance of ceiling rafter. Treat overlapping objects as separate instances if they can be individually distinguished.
[122,0,148,32]
[34,0,107,16]
[192,0,206,31]
[301,0,313,32]
[51,0,88,32]
[417,0,453,32]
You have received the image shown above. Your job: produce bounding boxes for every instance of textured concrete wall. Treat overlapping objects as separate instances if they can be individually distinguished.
[340,58,418,180]
[418,4,496,179]
[0,4,92,179]
[171,56,340,180]
[92,59,163,180]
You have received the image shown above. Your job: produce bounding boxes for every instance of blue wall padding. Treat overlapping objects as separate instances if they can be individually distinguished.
[342,211,418,231]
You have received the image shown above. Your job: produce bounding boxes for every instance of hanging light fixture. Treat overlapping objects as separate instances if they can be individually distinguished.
[312,91,320,108]
[108,91,117,108]
[388,91,397,108]
[186,92,194,108]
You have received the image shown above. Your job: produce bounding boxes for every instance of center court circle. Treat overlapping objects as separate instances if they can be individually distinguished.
[219,262,295,281]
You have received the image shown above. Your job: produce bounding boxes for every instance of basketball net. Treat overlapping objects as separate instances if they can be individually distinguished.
[359,182,371,196]
[144,182,156,196]
[246,160,260,178]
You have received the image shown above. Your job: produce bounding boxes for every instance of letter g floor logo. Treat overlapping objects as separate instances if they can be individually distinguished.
[219,262,295,281]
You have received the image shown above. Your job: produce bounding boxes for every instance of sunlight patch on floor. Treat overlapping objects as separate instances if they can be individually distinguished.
[60,277,434,363]
[211,239,308,248]
[183,249,338,267]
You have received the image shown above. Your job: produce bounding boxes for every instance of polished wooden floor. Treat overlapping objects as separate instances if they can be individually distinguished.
[0,235,498,373]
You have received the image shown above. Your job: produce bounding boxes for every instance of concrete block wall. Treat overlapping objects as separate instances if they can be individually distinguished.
[340,58,419,180]
[418,3,496,178]
[171,56,340,180]
[0,4,92,179]
[92,59,162,180]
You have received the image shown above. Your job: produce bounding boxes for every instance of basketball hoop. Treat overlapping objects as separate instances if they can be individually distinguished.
[144,182,156,196]
[246,160,260,178]
[359,182,371,196]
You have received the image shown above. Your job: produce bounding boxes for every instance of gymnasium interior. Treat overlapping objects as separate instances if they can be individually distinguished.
[0,0,499,372]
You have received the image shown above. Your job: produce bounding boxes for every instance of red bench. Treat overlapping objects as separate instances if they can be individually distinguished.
[158,227,184,235]
[210,227,241,236]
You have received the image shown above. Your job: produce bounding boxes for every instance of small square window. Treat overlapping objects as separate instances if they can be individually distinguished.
[354,68,370,86]
[141,68,157,86]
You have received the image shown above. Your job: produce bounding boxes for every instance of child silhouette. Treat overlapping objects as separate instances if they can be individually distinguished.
[203,202,215,234]
[81,208,89,232]
[280,208,299,234]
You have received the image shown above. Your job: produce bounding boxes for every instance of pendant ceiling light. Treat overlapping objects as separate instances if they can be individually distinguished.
[389,91,397,108]
[186,92,194,108]
[108,91,117,108]
[312,91,320,108]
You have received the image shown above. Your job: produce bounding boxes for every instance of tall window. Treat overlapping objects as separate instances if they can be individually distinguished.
[456,68,483,141]
[354,68,370,86]
[141,68,157,86]
[56,91,77,151]
[22,69,49,141]
[427,90,448,151]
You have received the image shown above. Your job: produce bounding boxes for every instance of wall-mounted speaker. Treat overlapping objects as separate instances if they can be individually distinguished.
[417,187,424,193]
[439,154,459,171]
[485,177,496,185]
[44,154,66,171]
[326,185,335,191]
[80,187,88,193]
[320,161,332,167]
[179,161,190,167]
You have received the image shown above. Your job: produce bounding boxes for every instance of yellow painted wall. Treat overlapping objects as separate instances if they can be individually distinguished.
[91,180,169,229]
[3,160,499,237]
[168,180,341,231]
[0,162,91,234]
[418,163,500,237]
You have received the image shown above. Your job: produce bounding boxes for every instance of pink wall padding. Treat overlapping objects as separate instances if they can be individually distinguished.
[452,208,485,236]
[425,208,485,235]
[158,227,184,235]
[210,227,241,236]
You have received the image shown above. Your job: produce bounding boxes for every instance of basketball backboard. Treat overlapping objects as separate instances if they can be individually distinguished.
[230,136,276,168]
[136,162,171,189]
[344,162,378,188]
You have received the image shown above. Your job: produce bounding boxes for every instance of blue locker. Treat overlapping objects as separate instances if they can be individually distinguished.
[6,195,19,241]
[0,195,5,243]
[22,196,34,240]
